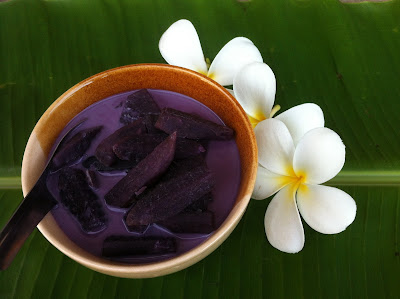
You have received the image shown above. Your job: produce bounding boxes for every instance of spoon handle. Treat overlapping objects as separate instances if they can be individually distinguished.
[0,175,56,270]
[0,119,86,270]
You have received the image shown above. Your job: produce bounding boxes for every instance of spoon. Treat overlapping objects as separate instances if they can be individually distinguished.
[0,120,86,270]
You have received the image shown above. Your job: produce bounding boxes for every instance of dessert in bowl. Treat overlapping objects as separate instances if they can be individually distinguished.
[21,64,257,278]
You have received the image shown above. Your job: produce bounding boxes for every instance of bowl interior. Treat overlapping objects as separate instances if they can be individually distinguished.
[21,64,257,278]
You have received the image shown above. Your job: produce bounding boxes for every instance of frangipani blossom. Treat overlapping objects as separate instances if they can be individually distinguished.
[159,19,263,86]
[253,118,356,253]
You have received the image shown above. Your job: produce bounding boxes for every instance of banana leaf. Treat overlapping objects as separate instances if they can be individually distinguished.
[0,0,399,298]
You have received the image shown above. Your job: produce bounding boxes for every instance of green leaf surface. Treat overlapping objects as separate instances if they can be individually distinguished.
[0,0,399,298]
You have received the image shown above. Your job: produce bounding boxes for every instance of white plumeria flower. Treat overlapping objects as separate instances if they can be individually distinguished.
[159,19,263,86]
[232,56,355,253]
[253,118,357,253]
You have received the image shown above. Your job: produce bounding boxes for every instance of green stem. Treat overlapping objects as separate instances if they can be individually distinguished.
[0,171,400,190]
[328,171,400,186]
[269,105,281,118]
[0,177,22,189]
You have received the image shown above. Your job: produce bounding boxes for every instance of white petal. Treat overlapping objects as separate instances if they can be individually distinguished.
[297,184,356,234]
[252,165,293,200]
[208,37,263,86]
[254,119,295,176]
[233,62,276,120]
[159,19,207,74]
[293,128,345,185]
[275,103,324,145]
[264,184,304,253]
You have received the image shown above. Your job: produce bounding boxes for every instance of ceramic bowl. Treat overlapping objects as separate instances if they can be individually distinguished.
[21,64,257,278]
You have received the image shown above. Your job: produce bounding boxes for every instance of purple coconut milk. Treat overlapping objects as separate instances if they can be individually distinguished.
[46,89,241,263]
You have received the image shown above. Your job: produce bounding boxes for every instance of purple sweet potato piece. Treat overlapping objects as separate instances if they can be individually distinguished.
[104,132,177,208]
[95,119,146,166]
[125,164,216,226]
[82,156,99,168]
[120,89,160,124]
[102,236,176,257]
[155,108,234,140]
[161,156,207,182]
[158,211,215,234]
[113,133,205,162]
[113,134,165,162]
[52,126,102,168]
[184,193,212,212]
[83,156,137,172]
[143,114,161,134]
[58,168,107,233]
[176,138,206,159]
[125,224,149,233]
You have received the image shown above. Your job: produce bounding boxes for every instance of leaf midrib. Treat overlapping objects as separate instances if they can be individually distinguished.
[2,170,400,189]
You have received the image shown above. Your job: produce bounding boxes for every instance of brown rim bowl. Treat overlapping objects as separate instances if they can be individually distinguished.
[21,64,257,278]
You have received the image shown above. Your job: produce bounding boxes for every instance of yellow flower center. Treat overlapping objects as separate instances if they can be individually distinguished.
[197,69,208,76]
[296,172,307,185]
[248,105,281,128]
[248,114,266,128]
[197,58,212,77]
[279,168,308,195]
